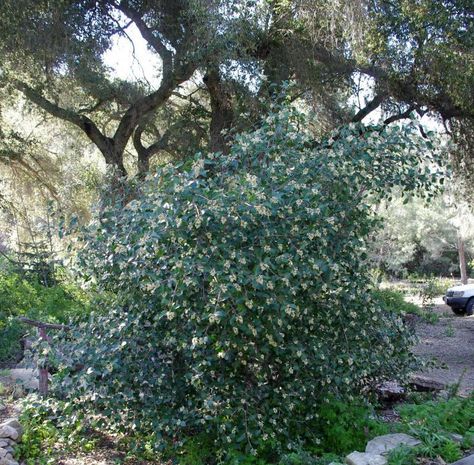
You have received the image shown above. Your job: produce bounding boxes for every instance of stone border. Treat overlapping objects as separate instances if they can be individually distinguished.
[0,418,22,465]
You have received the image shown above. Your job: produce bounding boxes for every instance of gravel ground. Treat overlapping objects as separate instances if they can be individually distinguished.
[413,298,474,396]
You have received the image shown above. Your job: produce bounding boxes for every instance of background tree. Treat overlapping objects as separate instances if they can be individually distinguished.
[2,1,471,186]
[0,0,245,177]
[370,192,474,279]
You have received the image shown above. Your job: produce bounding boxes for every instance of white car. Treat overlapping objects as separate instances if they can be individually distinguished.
[444,284,474,315]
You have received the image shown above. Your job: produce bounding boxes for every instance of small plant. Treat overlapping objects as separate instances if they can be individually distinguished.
[387,445,417,465]
[278,449,320,465]
[418,277,443,311]
[462,429,474,449]
[177,433,215,465]
[446,370,467,398]
[413,428,462,463]
[444,322,455,337]
[16,395,93,464]
[313,398,389,455]
[16,405,59,464]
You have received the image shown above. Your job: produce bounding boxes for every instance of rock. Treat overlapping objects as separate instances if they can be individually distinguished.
[0,458,18,465]
[450,454,474,465]
[5,369,38,391]
[418,459,446,465]
[449,433,464,443]
[377,381,405,401]
[409,375,445,392]
[346,451,387,465]
[365,433,421,455]
[0,426,18,441]
[0,404,6,413]
[0,440,13,450]
[0,448,12,460]
[1,419,22,438]
[437,390,451,400]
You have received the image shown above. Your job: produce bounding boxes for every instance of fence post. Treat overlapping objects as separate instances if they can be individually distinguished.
[18,317,71,397]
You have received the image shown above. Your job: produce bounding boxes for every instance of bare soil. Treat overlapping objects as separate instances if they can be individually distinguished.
[412,297,474,396]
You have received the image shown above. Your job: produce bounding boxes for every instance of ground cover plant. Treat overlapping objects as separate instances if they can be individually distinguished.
[385,394,474,464]
[15,393,474,464]
[38,97,446,463]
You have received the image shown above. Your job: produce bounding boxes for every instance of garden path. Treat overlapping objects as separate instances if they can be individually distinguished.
[413,298,474,396]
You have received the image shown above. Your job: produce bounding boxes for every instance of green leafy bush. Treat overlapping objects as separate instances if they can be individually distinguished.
[313,399,389,454]
[57,99,443,459]
[0,319,24,365]
[16,396,94,465]
[372,288,421,316]
[373,287,439,323]
[0,271,88,365]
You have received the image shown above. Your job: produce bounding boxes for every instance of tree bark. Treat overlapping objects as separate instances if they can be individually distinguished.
[133,122,174,178]
[457,234,468,284]
[203,68,234,155]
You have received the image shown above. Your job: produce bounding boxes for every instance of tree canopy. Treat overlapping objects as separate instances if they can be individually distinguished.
[0,0,472,187]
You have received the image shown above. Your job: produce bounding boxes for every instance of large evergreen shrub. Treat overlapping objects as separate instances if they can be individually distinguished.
[58,100,444,458]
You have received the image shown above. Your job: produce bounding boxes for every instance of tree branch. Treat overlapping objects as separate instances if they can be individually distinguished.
[113,77,178,154]
[352,93,386,122]
[13,79,114,160]
[114,2,173,76]
[383,105,417,125]
[18,317,70,331]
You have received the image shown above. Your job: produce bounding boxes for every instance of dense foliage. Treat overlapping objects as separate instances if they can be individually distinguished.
[48,100,445,460]
[0,271,88,365]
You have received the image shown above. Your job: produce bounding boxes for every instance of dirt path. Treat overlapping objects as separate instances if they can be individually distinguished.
[413,298,474,396]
